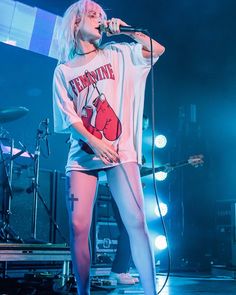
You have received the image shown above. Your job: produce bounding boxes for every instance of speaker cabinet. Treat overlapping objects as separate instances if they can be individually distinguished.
[9,167,54,243]
[232,202,236,266]
[53,171,70,244]
[215,200,236,266]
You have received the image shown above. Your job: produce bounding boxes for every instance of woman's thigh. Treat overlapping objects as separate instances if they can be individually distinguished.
[66,170,98,231]
[105,162,146,229]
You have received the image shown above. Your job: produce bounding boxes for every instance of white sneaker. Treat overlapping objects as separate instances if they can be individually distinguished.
[124,272,140,283]
[109,272,136,285]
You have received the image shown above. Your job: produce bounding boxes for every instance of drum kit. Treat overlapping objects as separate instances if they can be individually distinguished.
[0,106,31,243]
[0,106,50,243]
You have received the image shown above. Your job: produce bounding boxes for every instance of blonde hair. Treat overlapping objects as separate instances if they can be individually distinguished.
[57,0,107,64]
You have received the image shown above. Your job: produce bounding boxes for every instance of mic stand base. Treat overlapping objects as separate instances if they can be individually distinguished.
[0,221,24,243]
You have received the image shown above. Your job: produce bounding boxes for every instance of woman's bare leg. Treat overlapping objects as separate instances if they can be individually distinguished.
[66,170,98,295]
[106,162,157,295]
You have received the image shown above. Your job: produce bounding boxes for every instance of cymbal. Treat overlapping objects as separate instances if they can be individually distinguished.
[0,106,29,123]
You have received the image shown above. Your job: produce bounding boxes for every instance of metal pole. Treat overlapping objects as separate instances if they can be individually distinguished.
[31,134,41,240]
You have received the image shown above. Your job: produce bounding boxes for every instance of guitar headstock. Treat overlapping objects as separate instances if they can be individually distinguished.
[188,154,204,167]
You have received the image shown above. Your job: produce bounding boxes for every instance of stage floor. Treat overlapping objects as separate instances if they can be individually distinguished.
[1,273,236,294]
[105,275,236,295]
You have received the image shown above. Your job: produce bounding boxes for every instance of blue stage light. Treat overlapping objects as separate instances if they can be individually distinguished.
[155,235,167,250]
[155,171,168,181]
[155,135,167,149]
[154,203,168,217]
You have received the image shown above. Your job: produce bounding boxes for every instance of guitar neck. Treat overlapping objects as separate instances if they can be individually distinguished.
[141,160,190,177]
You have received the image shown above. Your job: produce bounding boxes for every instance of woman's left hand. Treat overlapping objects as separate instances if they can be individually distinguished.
[104,18,129,35]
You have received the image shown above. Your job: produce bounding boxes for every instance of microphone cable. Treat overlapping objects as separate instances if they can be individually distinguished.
[147,32,171,294]
[94,24,171,292]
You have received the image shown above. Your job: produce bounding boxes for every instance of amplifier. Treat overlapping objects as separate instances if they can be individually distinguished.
[94,221,119,266]
[232,202,236,266]
[9,167,54,243]
[97,183,112,199]
[96,221,119,253]
[95,198,116,222]
[53,171,70,244]
[215,200,236,266]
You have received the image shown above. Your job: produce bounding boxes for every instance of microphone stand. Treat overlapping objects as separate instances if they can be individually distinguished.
[29,119,67,244]
[30,128,41,242]
[29,119,50,243]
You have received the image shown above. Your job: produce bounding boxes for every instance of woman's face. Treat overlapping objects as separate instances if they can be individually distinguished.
[75,8,103,43]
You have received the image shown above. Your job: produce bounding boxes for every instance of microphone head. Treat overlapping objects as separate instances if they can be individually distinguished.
[97,24,108,34]
[41,118,49,126]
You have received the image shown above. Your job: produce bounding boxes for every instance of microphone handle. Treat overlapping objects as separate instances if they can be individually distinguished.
[100,25,147,33]
[119,25,147,33]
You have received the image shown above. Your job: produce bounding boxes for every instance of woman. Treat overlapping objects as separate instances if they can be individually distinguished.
[53,0,165,294]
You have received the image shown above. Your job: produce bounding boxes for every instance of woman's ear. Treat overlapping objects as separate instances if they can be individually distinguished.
[74,17,81,44]
[74,16,81,30]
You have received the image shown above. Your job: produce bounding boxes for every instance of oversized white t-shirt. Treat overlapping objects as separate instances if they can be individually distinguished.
[53,42,158,172]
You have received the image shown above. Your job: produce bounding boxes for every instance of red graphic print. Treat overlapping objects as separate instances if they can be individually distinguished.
[80,106,102,154]
[81,106,102,139]
[93,94,122,141]
[80,94,122,154]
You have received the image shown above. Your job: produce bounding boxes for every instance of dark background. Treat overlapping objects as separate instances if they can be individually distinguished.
[1,0,236,270]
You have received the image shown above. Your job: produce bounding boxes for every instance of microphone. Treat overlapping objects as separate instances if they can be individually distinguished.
[37,118,50,136]
[42,118,51,156]
[43,118,50,136]
[98,24,148,34]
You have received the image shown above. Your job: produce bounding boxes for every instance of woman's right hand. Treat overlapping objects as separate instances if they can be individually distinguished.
[88,136,120,165]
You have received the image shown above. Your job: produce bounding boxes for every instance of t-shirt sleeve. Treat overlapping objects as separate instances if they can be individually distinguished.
[130,42,159,66]
[111,42,159,67]
[52,66,82,134]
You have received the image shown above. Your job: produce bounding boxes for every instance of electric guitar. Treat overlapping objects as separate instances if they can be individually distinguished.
[140,154,204,177]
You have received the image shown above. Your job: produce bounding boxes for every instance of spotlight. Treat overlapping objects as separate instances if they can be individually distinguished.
[155,171,167,181]
[155,235,167,250]
[154,203,168,217]
[155,135,167,149]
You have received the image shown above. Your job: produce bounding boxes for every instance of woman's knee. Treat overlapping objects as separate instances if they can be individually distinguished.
[126,212,147,232]
[70,218,90,238]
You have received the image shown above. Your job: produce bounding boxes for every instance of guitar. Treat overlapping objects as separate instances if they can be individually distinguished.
[140,154,204,177]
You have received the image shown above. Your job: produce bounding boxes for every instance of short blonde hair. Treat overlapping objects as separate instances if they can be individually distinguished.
[57,0,107,64]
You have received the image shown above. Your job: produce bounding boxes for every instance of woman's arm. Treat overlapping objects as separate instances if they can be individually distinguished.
[105,17,165,58]
[128,31,165,58]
